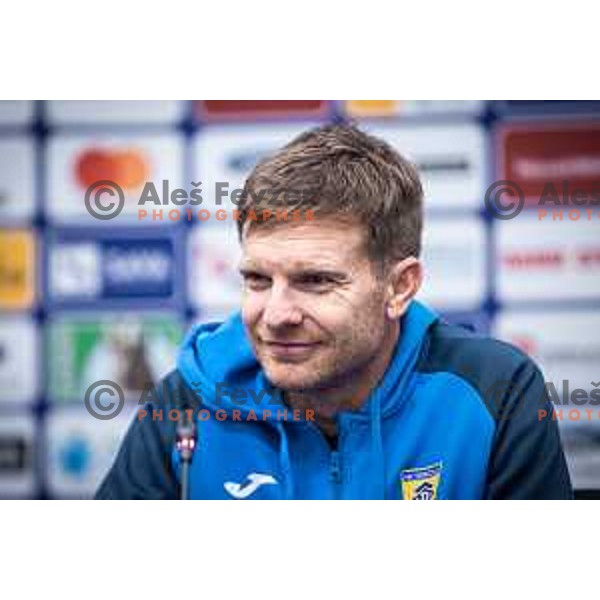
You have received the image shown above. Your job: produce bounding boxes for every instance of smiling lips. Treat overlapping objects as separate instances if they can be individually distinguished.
[261,339,321,359]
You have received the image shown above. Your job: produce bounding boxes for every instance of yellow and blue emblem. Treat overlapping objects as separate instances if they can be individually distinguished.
[400,462,442,500]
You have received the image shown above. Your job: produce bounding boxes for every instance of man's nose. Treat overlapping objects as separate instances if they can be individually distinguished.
[262,285,303,329]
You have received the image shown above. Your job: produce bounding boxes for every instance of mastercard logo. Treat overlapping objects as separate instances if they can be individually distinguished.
[75,148,150,191]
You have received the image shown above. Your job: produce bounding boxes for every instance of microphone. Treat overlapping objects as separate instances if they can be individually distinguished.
[172,375,199,500]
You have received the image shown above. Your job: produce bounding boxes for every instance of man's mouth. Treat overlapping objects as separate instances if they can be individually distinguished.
[262,340,316,346]
[260,339,321,360]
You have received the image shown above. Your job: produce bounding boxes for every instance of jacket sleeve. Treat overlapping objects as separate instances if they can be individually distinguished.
[484,358,573,499]
[95,406,179,499]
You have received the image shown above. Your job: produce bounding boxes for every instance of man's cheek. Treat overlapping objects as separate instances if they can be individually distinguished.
[302,297,349,322]
[241,295,262,328]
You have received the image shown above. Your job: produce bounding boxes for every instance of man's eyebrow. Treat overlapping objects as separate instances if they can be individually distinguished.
[291,268,348,280]
[238,261,349,278]
[238,261,265,273]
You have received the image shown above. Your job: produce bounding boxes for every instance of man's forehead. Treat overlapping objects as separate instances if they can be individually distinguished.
[241,240,360,270]
[240,220,367,272]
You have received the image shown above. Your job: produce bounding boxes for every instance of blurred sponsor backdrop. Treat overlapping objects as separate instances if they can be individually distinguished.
[0,100,599,498]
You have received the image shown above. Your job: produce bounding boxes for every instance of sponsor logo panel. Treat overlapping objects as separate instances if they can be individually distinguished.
[497,101,600,117]
[46,406,130,498]
[365,123,487,210]
[0,229,36,309]
[195,101,329,122]
[47,100,184,125]
[346,100,483,118]
[498,122,600,206]
[47,133,184,224]
[0,136,35,222]
[494,310,600,407]
[47,313,183,404]
[0,414,35,497]
[48,230,178,305]
[193,123,320,209]
[497,216,600,302]
[0,316,38,405]
[418,217,486,309]
[188,223,242,313]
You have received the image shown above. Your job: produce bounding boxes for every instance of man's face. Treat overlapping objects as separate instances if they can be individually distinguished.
[240,218,391,392]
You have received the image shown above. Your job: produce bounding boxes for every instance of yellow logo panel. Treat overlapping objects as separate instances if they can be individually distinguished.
[345,100,399,117]
[400,462,442,500]
[0,230,35,309]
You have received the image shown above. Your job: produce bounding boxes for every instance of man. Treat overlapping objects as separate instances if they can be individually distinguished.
[96,124,572,499]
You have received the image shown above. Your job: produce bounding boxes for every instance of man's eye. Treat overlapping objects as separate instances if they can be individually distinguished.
[242,273,271,290]
[297,274,335,289]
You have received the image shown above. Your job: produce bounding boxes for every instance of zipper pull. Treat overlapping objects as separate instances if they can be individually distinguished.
[330,451,342,484]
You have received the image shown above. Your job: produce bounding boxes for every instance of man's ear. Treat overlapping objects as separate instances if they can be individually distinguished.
[385,257,424,319]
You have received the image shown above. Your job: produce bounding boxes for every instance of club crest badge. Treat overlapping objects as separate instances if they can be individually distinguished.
[400,462,442,500]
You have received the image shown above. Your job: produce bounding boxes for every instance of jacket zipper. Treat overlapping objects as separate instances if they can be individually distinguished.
[330,450,343,498]
[305,420,345,499]
[330,417,348,499]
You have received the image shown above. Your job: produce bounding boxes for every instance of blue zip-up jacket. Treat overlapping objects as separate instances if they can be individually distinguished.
[96,301,572,499]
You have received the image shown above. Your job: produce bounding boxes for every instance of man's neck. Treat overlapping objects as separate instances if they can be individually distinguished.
[285,320,400,438]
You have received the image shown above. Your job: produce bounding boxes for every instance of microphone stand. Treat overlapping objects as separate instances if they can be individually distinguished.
[176,412,197,500]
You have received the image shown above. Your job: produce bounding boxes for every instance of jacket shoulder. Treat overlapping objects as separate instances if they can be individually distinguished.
[416,320,542,417]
